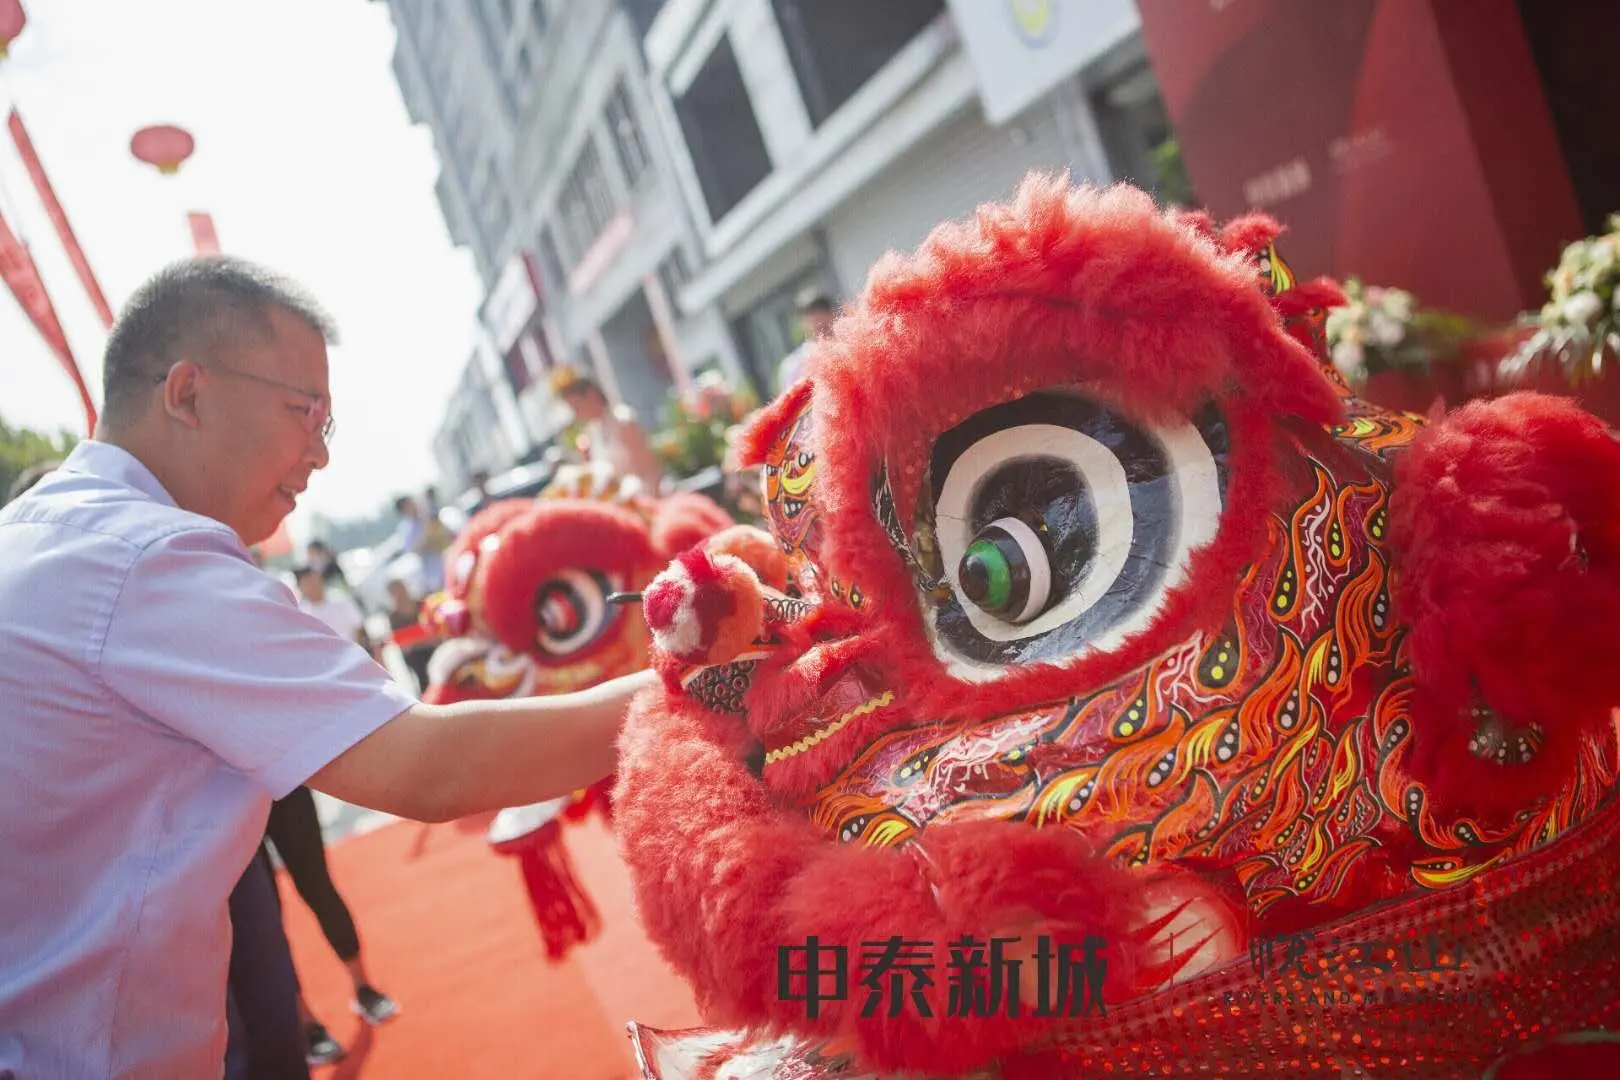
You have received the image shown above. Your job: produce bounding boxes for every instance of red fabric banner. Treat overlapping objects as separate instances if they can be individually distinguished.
[6,108,116,329]
[1134,0,1583,322]
[187,211,221,256]
[0,206,98,434]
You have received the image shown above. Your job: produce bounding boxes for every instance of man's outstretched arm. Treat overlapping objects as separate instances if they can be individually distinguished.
[308,668,658,822]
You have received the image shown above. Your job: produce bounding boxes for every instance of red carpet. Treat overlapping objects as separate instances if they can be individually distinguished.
[276,811,702,1079]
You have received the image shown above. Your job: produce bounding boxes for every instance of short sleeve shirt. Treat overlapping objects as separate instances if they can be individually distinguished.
[0,441,415,1079]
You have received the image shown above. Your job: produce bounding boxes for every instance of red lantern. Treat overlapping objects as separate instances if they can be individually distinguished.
[0,0,26,60]
[130,124,195,175]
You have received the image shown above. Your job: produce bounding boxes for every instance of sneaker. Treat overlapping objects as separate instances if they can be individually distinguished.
[302,1022,345,1067]
[351,984,399,1026]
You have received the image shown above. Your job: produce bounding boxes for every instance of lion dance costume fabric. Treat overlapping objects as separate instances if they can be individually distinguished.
[417,464,733,958]
[613,177,1620,1078]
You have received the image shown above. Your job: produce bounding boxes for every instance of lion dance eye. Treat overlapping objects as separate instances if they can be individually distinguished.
[922,391,1230,681]
[532,570,621,658]
[957,517,1054,624]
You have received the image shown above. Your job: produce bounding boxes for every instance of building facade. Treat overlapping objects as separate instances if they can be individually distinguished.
[394,0,1190,489]
[390,0,746,491]
[503,0,742,438]
[431,331,532,494]
[637,0,1183,395]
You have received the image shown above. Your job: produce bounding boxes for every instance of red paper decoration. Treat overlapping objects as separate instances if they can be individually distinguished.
[130,124,195,175]
[0,0,25,60]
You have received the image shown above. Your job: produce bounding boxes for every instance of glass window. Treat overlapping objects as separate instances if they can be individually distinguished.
[556,141,618,260]
[657,247,691,300]
[537,226,568,287]
[605,81,654,189]
[673,36,772,221]
[771,0,943,128]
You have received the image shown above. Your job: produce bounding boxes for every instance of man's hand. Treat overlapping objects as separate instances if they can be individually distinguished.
[307,668,658,821]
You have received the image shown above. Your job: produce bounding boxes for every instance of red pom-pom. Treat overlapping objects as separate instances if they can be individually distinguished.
[1390,393,1620,804]
[643,549,763,667]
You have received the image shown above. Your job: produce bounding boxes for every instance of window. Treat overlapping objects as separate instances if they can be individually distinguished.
[528,0,548,37]
[515,41,535,86]
[771,0,943,128]
[555,140,618,260]
[1091,62,1196,208]
[474,163,512,243]
[536,226,568,286]
[657,247,691,300]
[604,81,654,190]
[674,36,772,221]
[622,0,667,39]
[502,339,534,394]
[494,188,516,243]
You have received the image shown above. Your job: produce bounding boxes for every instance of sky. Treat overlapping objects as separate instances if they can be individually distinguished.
[0,0,483,537]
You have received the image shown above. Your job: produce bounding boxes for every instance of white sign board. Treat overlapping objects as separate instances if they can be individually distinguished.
[948,0,1142,125]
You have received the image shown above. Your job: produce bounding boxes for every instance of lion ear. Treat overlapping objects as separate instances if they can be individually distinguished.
[650,493,735,560]
[731,378,813,469]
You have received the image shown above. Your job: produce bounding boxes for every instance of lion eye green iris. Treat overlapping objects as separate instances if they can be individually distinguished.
[960,538,1014,612]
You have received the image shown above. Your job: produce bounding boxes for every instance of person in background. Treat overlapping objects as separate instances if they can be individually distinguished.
[464,469,494,518]
[294,564,367,648]
[282,564,398,1062]
[223,845,308,1079]
[390,494,450,593]
[0,256,653,1078]
[556,372,666,494]
[223,547,312,1078]
[304,538,351,598]
[260,780,396,1067]
[384,577,435,694]
[775,287,836,393]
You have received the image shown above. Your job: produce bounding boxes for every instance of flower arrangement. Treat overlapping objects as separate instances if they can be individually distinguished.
[1500,214,1620,385]
[1323,278,1474,387]
[651,372,758,480]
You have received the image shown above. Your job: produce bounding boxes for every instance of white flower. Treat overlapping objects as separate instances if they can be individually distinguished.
[1368,311,1405,347]
[1324,308,1352,342]
[1380,289,1415,322]
[1563,291,1604,327]
[1591,240,1617,273]
[1332,339,1366,378]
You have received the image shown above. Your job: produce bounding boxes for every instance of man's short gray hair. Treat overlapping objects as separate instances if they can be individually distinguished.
[100,257,338,425]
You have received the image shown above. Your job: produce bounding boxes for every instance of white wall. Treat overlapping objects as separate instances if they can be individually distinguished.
[822,100,1086,297]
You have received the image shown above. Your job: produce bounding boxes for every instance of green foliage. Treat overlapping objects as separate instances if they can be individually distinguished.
[650,377,759,480]
[1150,136,1197,209]
[1,416,78,504]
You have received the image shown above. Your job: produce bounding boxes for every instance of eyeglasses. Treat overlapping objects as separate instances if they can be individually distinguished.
[154,366,335,444]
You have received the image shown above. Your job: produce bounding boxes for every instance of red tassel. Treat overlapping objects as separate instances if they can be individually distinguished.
[514,822,600,961]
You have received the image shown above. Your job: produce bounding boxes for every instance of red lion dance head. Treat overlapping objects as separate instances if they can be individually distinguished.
[418,464,735,961]
[615,178,1620,1079]
[420,464,735,705]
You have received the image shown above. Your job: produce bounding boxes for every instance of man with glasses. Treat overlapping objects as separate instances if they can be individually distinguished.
[0,257,655,1079]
